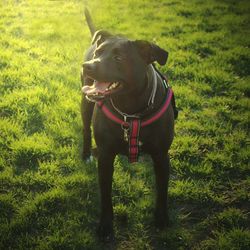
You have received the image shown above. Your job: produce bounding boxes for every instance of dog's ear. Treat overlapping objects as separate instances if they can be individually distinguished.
[92,30,112,46]
[133,40,168,65]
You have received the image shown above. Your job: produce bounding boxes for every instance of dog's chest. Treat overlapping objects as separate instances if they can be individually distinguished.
[116,124,157,154]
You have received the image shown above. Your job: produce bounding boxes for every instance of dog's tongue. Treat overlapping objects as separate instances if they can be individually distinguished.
[82,82,111,95]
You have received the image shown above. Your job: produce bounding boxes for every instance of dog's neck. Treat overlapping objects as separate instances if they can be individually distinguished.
[110,65,166,117]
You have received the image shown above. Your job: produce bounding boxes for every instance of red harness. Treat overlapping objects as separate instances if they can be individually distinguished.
[97,84,173,163]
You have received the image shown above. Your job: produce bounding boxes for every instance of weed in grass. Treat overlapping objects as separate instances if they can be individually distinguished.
[196,228,250,250]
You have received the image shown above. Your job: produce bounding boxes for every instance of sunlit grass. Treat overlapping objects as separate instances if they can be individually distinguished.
[0,0,249,249]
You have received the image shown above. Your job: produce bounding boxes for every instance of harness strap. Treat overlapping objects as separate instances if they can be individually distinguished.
[129,119,141,163]
[141,87,172,127]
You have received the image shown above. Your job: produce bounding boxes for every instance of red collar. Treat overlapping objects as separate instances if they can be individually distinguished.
[97,87,173,128]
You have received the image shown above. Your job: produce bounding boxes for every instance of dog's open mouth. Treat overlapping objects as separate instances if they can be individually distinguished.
[82,81,122,100]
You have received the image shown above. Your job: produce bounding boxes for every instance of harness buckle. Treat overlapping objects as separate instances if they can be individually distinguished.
[123,128,129,142]
[121,116,129,142]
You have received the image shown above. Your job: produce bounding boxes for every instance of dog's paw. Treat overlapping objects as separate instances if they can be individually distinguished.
[97,224,114,243]
[85,155,94,163]
[82,151,93,162]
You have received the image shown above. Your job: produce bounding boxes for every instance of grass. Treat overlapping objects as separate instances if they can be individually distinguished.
[0,0,249,249]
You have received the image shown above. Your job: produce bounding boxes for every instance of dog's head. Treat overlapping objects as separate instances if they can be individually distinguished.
[82,30,168,101]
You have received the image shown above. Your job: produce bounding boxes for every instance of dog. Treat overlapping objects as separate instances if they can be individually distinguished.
[81,8,177,241]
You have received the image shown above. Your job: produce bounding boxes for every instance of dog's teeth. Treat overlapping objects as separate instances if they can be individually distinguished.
[111,82,119,88]
[105,82,120,91]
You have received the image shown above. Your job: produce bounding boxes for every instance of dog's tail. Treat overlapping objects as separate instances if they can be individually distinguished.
[84,8,95,36]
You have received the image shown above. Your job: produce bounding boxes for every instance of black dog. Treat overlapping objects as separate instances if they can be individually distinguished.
[81,9,177,241]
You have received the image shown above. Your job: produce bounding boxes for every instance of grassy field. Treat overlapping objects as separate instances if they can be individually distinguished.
[0,0,249,249]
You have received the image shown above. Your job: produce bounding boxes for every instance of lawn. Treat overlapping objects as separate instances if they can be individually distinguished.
[0,0,249,249]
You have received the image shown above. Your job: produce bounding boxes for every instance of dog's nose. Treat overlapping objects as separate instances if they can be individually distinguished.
[82,58,100,73]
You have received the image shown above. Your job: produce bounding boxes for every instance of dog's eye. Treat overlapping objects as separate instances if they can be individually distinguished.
[113,55,123,61]
[95,49,104,57]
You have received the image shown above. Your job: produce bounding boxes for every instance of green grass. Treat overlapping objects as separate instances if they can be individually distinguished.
[0,0,249,249]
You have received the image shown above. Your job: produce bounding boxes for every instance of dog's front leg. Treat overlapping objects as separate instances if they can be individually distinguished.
[81,96,94,161]
[97,150,115,242]
[152,152,170,229]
